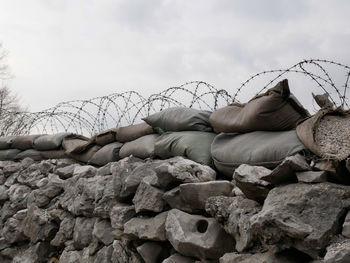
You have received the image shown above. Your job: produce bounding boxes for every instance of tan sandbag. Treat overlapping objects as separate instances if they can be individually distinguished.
[296,108,350,160]
[119,134,158,159]
[40,150,67,159]
[68,145,101,163]
[94,128,118,146]
[11,135,43,150]
[62,134,90,154]
[209,79,309,133]
[116,122,154,142]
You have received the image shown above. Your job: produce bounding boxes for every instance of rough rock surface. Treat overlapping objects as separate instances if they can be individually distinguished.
[342,211,350,238]
[324,239,350,263]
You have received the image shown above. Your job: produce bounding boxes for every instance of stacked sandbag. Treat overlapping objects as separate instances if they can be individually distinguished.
[119,134,159,159]
[211,130,307,177]
[209,79,309,133]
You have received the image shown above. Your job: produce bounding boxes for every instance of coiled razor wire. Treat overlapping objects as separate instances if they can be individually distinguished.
[1,59,349,136]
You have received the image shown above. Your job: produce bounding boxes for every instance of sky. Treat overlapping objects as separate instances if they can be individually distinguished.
[1,0,350,112]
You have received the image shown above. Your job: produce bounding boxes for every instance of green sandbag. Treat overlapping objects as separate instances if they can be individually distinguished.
[0,136,16,150]
[15,149,43,161]
[89,142,123,166]
[143,107,212,132]
[0,149,21,161]
[33,132,71,150]
[119,134,159,159]
[211,130,307,177]
[68,145,101,163]
[155,131,216,166]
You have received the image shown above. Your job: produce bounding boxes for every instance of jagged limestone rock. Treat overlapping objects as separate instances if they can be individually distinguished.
[93,218,114,246]
[110,203,136,230]
[73,217,96,249]
[324,239,350,263]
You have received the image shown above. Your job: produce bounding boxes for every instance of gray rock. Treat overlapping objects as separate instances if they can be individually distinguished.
[124,212,168,241]
[162,253,196,263]
[261,154,311,185]
[0,185,8,202]
[20,157,35,168]
[97,162,113,176]
[94,245,114,263]
[73,165,97,178]
[2,163,21,177]
[233,164,272,203]
[155,157,216,184]
[4,172,17,187]
[206,196,261,252]
[3,210,28,244]
[250,183,350,259]
[342,211,350,238]
[137,242,169,263]
[73,217,96,249]
[0,170,5,184]
[93,219,114,245]
[58,250,83,263]
[12,242,50,263]
[296,171,328,183]
[8,184,32,211]
[219,251,301,263]
[112,239,143,263]
[163,187,196,214]
[110,203,136,230]
[51,213,75,247]
[324,239,350,263]
[132,176,166,213]
[165,209,235,260]
[55,164,78,179]
[21,205,57,243]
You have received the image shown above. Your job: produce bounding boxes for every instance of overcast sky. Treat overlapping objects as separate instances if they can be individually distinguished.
[1,0,350,111]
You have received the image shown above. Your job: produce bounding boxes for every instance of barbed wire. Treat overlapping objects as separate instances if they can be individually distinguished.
[1,59,349,136]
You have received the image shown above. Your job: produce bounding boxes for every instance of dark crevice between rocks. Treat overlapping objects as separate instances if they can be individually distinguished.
[279,247,313,263]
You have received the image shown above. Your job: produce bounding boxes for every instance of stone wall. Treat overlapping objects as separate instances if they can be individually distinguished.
[0,155,350,263]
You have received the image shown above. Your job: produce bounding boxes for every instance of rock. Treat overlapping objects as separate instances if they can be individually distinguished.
[97,162,113,176]
[94,245,114,263]
[312,159,349,184]
[8,184,31,211]
[93,219,114,246]
[51,213,75,247]
[342,211,350,238]
[124,212,168,241]
[261,154,311,185]
[132,176,166,213]
[163,187,197,214]
[21,205,57,243]
[58,250,83,263]
[136,242,169,263]
[73,165,97,178]
[20,157,35,168]
[111,239,143,263]
[0,169,5,184]
[4,172,17,187]
[155,157,216,184]
[55,164,78,179]
[165,209,235,260]
[3,210,28,244]
[110,203,136,230]
[233,164,272,203]
[162,253,196,263]
[73,217,96,249]
[0,185,8,202]
[12,242,51,263]
[206,196,261,252]
[250,183,350,259]
[296,171,328,183]
[2,163,21,177]
[324,239,350,263]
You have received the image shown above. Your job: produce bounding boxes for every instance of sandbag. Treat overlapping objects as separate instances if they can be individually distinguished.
[33,132,71,150]
[296,108,350,160]
[68,145,101,163]
[94,128,118,146]
[154,131,216,166]
[12,135,43,150]
[0,149,21,161]
[62,134,90,154]
[40,150,67,159]
[211,130,307,177]
[89,142,123,166]
[0,136,16,150]
[116,122,154,142]
[209,79,309,133]
[119,134,158,159]
[15,149,43,161]
[143,107,212,132]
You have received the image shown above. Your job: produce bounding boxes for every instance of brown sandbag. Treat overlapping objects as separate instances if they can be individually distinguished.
[11,135,43,150]
[62,134,90,154]
[209,79,309,133]
[94,128,118,146]
[116,122,154,143]
[68,145,101,163]
[296,108,350,160]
